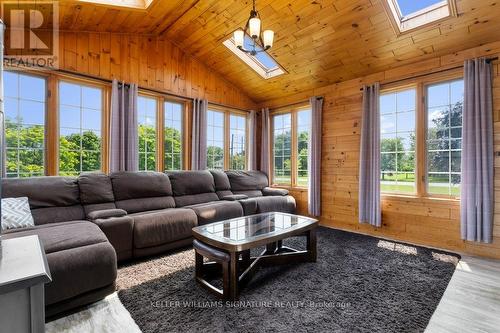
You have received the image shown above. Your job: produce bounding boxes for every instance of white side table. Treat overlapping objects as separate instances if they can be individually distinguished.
[0,235,52,333]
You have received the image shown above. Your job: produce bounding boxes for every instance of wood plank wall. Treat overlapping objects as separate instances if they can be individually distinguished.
[57,31,256,109]
[262,40,500,259]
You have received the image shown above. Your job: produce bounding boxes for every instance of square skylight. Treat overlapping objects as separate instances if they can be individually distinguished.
[383,0,457,34]
[78,0,154,10]
[396,0,444,17]
[223,34,285,80]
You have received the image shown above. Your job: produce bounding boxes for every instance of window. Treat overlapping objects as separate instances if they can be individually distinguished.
[271,106,311,187]
[382,0,456,34]
[207,110,225,170]
[379,74,464,198]
[426,80,463,196]
[58,81,103,176]
[273,113,292,185]
[164,101,183,171]
[4,72,46,178]
[229,114,246,170]
[380,89,416,194]
[206,107,247,170]
[138,95,157,171]
[78,0,154,10]
[223,34,285,79]
[297,109,311,187]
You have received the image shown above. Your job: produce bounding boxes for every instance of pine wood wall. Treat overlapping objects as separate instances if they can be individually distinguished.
[57,31,257,110]
[262,40,500,259]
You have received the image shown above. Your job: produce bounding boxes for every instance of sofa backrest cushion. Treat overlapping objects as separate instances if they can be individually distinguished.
[225,171,269,197]
[210,170,233,199]
[1,177,85,225]
[110,171,175,213]
[78,172,115,204]
[167,171,219,207]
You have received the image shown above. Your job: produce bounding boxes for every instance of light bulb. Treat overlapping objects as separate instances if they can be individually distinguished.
[249,17,261,38]
[233,30,244,48]
[263,30,274,48]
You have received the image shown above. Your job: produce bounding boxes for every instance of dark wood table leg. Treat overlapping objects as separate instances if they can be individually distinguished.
[306,229,317,262]
[195,251,204,278]
[266,242,277,254]
[229,251,239,301]
[241,250,251,270]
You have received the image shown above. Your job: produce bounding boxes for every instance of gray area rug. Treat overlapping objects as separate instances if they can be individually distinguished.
[117,227,459,333]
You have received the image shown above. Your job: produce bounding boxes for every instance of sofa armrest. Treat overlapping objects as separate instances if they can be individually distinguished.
[262,187,289,196]
[87,209,127,221]
[93,216,134,261]
[221,194,249,201]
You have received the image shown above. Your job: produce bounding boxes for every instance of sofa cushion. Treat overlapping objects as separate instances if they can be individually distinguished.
[210,170,233,199]
[78,172,115,205]
[168,170,216,196]
[173,192,220,208]
[2,177,85,225]
[225,171,269,191]
[3,220,108,254]
[3,221,117,306]
[185,201,243,225]
[2,176,81,208]
[111,172,175,213]
[110,171,173,200]
[130,209,197,249]
[116,197,176,214]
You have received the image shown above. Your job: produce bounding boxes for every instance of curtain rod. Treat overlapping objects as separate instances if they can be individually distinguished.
[359,57,498,91]
[268,96,322,111]
[54,69,251,112]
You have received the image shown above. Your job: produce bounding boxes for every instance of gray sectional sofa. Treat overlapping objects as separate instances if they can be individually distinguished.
[1,170,296,318]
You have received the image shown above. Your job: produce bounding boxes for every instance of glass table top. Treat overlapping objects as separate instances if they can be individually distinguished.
[192,212,317,244]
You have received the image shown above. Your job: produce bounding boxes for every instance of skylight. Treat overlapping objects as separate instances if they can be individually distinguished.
[396,0,444,17]
[383,0,457,34]
[78,0,154,10]
[223,34,285,80]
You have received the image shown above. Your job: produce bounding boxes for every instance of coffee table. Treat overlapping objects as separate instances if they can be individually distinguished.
[192,212,318,300]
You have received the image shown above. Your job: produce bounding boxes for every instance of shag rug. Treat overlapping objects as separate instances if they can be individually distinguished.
[117,227,459,333]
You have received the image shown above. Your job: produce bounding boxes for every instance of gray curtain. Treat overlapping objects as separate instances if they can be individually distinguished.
[308,97,323,216]
[191,98,208,170]
[359,83,381,227]
[260,108,270,176]
[461,58,494,243]
[247,110,258,170]
[110,79,138,172]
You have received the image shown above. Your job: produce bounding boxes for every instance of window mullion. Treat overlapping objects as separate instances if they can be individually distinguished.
[46,75,58,176]
[224,112,230,170]
[157,96,165,172]
[416,82,426,196]
[291,111,298,187]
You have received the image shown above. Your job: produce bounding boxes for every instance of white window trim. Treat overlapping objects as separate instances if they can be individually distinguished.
[382,0,457,35]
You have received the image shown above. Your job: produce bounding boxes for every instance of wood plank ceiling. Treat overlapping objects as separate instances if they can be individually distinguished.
[58,0,500,102]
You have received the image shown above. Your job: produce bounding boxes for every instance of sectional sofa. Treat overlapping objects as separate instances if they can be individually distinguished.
[1,170,296,318]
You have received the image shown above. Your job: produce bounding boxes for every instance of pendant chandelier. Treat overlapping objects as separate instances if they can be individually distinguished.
[233,0,274,56]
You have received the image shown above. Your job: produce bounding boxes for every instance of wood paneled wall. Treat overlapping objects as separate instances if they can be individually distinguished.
[57,31,256,109]
[262,40,500,259]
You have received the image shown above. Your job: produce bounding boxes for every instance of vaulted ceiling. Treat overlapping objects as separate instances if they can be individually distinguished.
[58,0,500,102]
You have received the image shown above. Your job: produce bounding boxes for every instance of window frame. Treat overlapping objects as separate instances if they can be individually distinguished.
[207,104,249,171]
[56,77,107,176]
[137,91,188,172]
[380,68,463,200]
[270,104,311,189]
[4,71,48,178]
[382,0,457,35]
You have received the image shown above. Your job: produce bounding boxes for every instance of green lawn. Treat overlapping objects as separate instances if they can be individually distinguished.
[274,176,308,187]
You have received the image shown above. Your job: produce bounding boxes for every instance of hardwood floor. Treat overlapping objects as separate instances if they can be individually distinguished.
[426,255,500,332]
